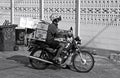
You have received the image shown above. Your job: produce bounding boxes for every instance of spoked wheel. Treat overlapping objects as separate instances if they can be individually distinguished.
[29,49,49,69]
[73,51,94,73]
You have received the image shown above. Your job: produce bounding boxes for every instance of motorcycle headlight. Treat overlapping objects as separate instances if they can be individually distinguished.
[75,36,81,41]
[77,41,81,45]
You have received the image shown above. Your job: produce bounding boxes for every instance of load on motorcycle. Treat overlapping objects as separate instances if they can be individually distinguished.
[28,14,95,73]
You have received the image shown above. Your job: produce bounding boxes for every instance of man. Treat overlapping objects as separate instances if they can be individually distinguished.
[46,14,65,64]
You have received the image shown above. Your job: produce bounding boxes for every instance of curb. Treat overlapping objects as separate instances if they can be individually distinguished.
[0,51,109,61]
[93,55,108,60]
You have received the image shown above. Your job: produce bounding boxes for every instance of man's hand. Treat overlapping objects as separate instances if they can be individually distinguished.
[54,38,66,42]
[58,29,65,33]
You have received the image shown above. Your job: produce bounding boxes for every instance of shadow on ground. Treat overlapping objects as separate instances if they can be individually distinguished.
[7,55,29,66]
[6,55,71,70]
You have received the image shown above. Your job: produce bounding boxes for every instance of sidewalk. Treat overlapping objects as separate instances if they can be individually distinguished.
[0,47,29,58]
[0,46,109,59]
[0,46,109,65]
[0,47,120,78]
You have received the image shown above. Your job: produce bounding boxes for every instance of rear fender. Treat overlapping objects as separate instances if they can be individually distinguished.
[28,46,34,52]
[28,45,40,52]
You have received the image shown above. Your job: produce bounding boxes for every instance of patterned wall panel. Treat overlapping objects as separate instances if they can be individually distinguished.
[44,0,76,31]
[80,0,120,26]
[44,0,75,21]
[0,0,40,25]
[80,0,120,51]
[0,0,75,31]
[14,0,40,24]
[0,0,10,24]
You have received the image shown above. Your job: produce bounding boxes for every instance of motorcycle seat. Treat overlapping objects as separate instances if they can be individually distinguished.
[45,47,57,53]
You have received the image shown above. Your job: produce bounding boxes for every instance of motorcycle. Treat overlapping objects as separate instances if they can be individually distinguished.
[28,27,95,73]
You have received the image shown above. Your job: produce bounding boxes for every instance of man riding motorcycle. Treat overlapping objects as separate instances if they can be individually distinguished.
[46,13,67,64]
[28,14,95,72]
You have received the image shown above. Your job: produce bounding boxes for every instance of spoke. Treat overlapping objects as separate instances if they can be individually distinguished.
[76,65,88,71]
[74,54,93,71]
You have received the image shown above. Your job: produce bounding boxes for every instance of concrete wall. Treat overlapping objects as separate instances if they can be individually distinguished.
[80,0,120,51]
[80,23,120,51]
[0,0,76,33]
[43,0,76,33]
[0,0,40,25]
[0,0,10,24]
[0,0,120,51]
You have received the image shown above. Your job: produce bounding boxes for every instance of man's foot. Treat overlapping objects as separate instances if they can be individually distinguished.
[53,57,62,64]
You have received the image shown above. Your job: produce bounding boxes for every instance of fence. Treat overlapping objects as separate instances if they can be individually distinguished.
[0,0,120,51]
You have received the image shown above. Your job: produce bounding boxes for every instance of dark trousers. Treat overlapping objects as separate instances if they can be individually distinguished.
[47,40,65,57]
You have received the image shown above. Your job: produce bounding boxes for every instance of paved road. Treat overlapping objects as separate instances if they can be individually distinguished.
[0,51,120,78]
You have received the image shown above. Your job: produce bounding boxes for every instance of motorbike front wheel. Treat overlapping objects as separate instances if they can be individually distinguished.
[73,51,94,73]
[29,49,49,69]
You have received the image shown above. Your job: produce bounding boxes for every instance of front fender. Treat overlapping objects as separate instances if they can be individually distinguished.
[80,49,89,52]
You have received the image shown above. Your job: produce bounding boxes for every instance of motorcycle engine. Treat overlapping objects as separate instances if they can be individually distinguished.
[60,50,68,60]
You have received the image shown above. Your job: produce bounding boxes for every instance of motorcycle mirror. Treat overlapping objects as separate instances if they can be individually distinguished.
[70,27,73,31]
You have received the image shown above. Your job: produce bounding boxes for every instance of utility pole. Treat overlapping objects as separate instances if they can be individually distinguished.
[40,0,44,20]
[10,0,14,24]
[75,0,80,37]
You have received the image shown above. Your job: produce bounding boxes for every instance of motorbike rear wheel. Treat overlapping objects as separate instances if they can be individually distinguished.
[73,51,94,73]
[29,49,49,69]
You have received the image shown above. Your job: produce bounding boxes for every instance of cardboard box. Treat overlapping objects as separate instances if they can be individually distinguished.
[28,21,49,41]
[35,29,47,41]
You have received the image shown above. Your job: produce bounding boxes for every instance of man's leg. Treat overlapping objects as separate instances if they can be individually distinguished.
[55,43,65,58]
[49,41,65,63]
[53,43,65,64]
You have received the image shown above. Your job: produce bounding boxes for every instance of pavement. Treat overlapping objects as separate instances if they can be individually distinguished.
[0,46,110,66]
[1,46,120,78]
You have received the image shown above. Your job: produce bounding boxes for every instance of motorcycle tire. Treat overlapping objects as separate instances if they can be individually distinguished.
[29,49,49,70]
[73,51,94,73]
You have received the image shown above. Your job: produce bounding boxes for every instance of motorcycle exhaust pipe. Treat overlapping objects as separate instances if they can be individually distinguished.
[29,56,53,64]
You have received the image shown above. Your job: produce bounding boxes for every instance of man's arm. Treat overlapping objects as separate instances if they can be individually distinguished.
[49,24,59,36]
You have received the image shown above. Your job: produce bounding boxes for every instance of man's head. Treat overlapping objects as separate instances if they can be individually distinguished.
[50,13,62,24]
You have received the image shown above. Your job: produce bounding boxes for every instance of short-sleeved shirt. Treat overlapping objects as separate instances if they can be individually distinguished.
[46,23,59,43]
